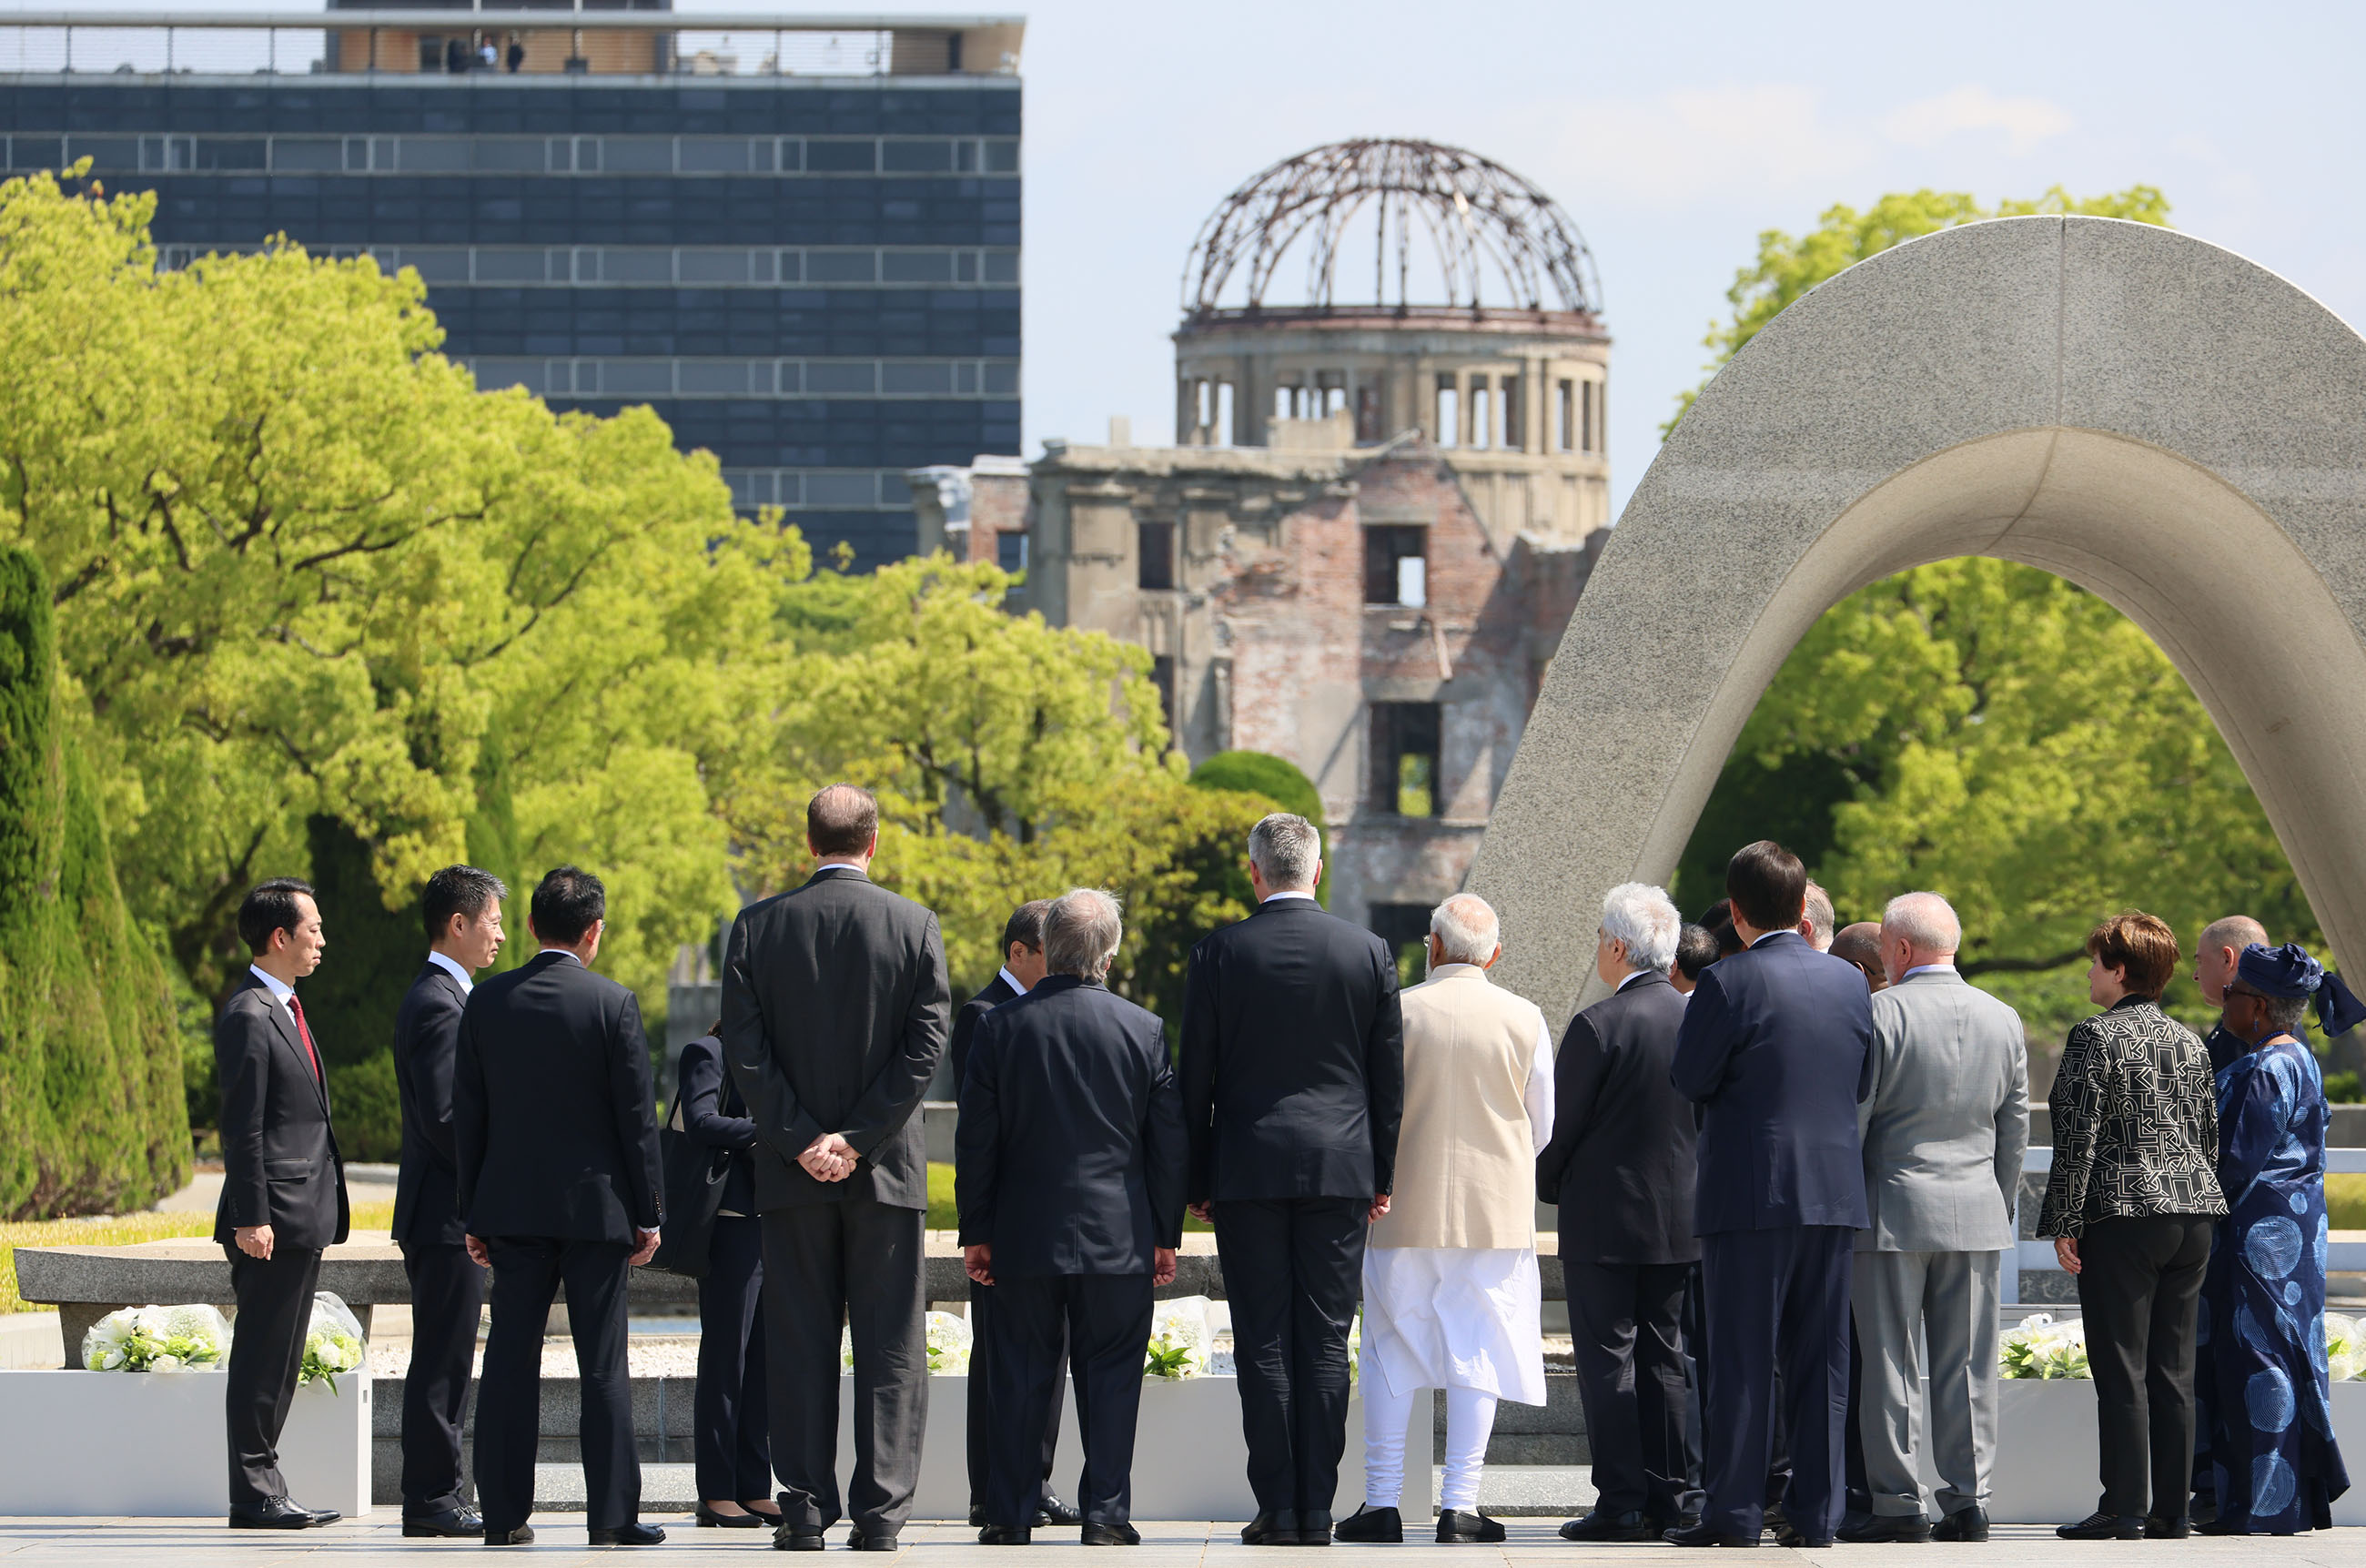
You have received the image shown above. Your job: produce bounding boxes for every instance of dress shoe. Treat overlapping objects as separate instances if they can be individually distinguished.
[976,1524,1031,1545]
[2147,1515,2192,1540]
[1436,1509,1505,1543]
[589,1522,666,1545]
[1334,1505,1403,1544]
[774,1523,827,1551]
[700,1502,769,1528]
[2057,1512,2144,1541]
[1562,1509,1654,1542]
[969,1505,988,1528]
[228,1496,320,1530]
[1773,1523,1832,1548]
[1930,1506,1989,1543]
[846,1525,900,1551]
[1836,1512,1930,1543]
[1241,1509,1301,1545]
[1081,1522,1142,1545]
[1297,1510,1333,1545]
[1037,1492,1085,1527]
[405,1504,485,1538]
[482,1524,536,1546]
[1666,1521,1760,1547]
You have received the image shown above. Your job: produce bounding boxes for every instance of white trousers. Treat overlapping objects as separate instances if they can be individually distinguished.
[1361,1378,1498,1512]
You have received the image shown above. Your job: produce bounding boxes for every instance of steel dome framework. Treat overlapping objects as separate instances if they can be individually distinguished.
[1180,137,1602,320]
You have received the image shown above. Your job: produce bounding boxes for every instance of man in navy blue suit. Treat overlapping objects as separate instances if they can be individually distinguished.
[1669,841,1875,1548]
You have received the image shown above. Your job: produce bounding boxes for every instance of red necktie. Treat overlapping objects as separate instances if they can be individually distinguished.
[287,994,323,1082]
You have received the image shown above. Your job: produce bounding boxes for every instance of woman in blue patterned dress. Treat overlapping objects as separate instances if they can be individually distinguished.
[2196,942,2353,1533]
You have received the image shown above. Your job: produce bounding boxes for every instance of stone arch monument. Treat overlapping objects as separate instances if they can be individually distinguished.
[1470,215,2366,1020]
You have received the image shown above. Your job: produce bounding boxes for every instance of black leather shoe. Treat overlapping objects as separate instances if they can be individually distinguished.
[700,1503,769,1528]
[1562,1509,1654,1542]
[2147,1516,2192,1540]
[1081,1522,1142,1545]
[2057,1512,2144,1541]
[1334,1505,1402,1544]
[1836,1512,1930,1543]
[1773,1524,1833,1548]
[976,1524,1031,1545]
[482,1524,536,1546]
[589,1522,666,1545]
[1666,1522,1760,1547]
[405,1504,485,1538]
[228,1497,320,1530]
[1930,1507,1989,1543]
[1037,1492,1085,1527]
[1436,1510,1505,1543]
[1297,1510,1333,1545]
[969,1506,988,1528]
[774,1523,826,1552]
[1242,1510,1301,1545]
[846,1526,899,1551]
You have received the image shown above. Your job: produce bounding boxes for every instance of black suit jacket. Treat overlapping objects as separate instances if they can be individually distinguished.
[453,950,665,1243]
[949,970,1020,1097]
[1672,930,1875,1235]
[956,975,1187,1277]
[721,865,951,1212]
[678,1033,759,1216]
[392,959,470,1247]
[1178,896,1404,1205]
[1537,969,1701,1265]
[213,971,349,1254]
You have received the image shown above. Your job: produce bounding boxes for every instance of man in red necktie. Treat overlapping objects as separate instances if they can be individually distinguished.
[214,878,351,1530]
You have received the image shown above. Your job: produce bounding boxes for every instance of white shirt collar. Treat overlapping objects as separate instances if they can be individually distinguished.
[426,950,474,994]
[1902,962,1958,980]
[248,963,295,1008]
[997,965,1027,996]
[1260,890,1318,904]
[1616,968,1655,991]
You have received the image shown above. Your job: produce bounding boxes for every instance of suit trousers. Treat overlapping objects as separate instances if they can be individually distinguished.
[1566,1259,1704,1521]
[967,1279,1065,1512]
[474,1237,638,1532]
[2076,1214,2214,1520]
[985,1273,1153,1529]
[694,1216,772,1502]
[760,1199,928,1536]
[1852,1249,2002,1518]
[1214,1196,1367,1519]
[1698,1225,1854,1541]
[226,1246,324,1506]
[398,1239,485,1513]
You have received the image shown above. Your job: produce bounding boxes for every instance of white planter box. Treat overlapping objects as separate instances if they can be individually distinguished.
[0,1370,370,1518]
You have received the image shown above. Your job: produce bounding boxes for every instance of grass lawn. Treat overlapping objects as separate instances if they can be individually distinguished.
[2329,1174,2366,1229]
[0,1201,395,1315]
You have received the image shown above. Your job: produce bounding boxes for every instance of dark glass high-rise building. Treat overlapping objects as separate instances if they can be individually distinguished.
[0,7,1023,566]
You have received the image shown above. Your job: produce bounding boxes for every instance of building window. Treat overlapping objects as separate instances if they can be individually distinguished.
[1149,654,1177,743]
[1369,702,1441,817]
[1470,379,1491,450]
[1369,903,1434,988]
[1355,384,1383,444]
[1557,379,1574,451]
[996,531,1027,573]
[1363,526,1427,607]
[1434,375,1459,449]
[1138,521,1175,591]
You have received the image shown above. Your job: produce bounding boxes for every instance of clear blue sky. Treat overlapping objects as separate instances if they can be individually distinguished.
[76,0,2366,520]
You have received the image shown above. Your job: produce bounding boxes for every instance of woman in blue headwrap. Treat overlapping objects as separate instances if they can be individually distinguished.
[2195,942,2356,1533]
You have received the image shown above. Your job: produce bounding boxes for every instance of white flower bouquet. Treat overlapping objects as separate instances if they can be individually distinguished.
[1346,1311,1361,1386]
[1998,1312,2089,1380]
[925,1310,973,1375]
[2327,1313,2362,1381]
[82,1304,231,1372]
[1144,1297,1212,1381]
[299,1292,367,1393]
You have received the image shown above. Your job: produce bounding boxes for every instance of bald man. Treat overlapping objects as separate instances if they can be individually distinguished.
[1831,925,1887,994]
[2193,916,2270,1074]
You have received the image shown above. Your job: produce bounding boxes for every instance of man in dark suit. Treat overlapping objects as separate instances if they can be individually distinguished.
[215,877,350,1530]
[455,865,665,1548]
[722,784,951,1552]
[958,889,1187,1545]
[1539,882,1703,1542]
[1180,812,1404,1546]
[1668,841,1875,1548]
[389,864,506,1539]
[951,899,1079,1530]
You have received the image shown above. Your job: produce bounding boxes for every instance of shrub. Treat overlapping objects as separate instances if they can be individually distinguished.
[1188,751,1330,907]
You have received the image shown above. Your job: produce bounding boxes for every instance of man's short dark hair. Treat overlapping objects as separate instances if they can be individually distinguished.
[237,877,316,956]
[1725,840,1807,933]
[1674,923,1722,984]
[1002,898,1052,956]
[531,865,606,946]
[422,865,507,941]
[808,784,880,857]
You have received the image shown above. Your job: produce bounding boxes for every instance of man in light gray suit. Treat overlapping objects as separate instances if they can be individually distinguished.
[1841,892,2028,1544]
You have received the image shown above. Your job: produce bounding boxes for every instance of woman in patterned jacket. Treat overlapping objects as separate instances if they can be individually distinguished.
[2037,911,2228,1541]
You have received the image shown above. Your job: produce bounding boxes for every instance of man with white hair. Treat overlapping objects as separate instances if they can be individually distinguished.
[956,888,1187,1545]
[1537,883,1703,1541]
[1844,891,2027,1543]
[1800,884,1836,952]
[1337,892,1552,1545]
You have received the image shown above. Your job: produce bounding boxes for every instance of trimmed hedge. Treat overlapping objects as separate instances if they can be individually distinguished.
[0,547,190,1219]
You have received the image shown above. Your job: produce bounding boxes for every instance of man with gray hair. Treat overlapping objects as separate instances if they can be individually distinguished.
[1800,883,1836,952]
[1182,813,1404,1545]
[1538,883,1704,1540]
[1843,891,2027,1543]
[956,889,1186,1545]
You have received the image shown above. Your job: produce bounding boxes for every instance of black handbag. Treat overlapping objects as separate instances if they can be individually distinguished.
[649,1095,730,1280]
